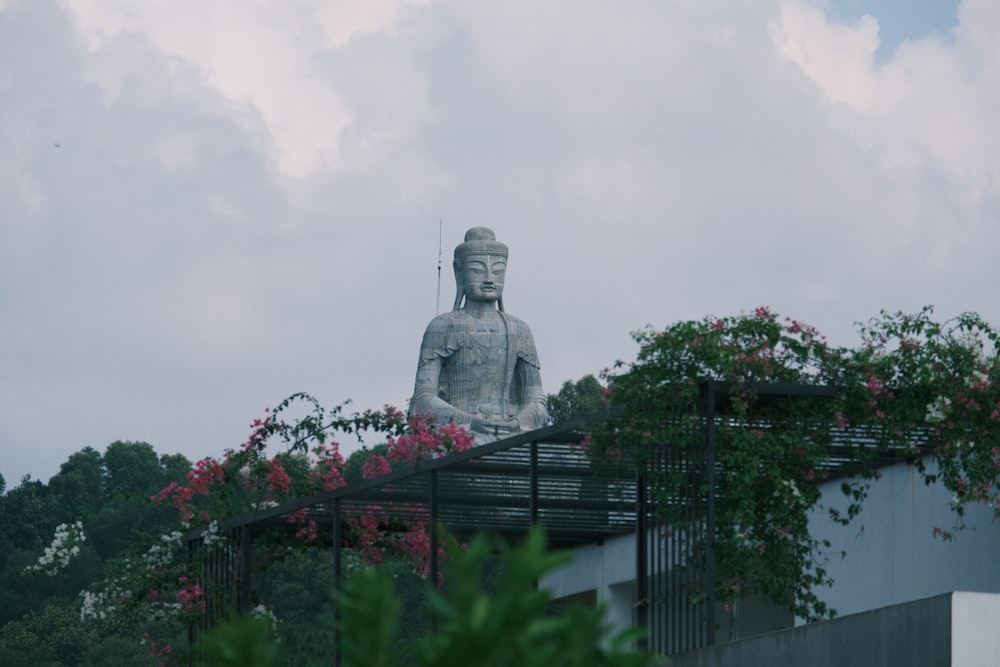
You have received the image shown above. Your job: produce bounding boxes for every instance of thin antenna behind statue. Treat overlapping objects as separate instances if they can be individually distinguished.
[436,219,442,314]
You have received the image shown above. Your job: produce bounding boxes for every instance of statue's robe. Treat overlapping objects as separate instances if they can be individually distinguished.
[410,310,547,442]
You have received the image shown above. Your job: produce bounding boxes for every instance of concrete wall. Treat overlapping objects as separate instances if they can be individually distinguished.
[951,592,1000,666]
[810,460,1000,620]
[541,532,637,635]
[541,458,1000,648]
[670,592,1000,667]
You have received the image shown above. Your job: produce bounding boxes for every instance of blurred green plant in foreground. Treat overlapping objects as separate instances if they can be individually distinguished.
[197,528,657,667]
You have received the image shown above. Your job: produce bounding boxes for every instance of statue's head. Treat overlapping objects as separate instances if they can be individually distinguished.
[453,227,509,311]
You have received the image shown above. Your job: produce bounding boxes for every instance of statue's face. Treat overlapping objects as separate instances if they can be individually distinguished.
[460,254,506,304]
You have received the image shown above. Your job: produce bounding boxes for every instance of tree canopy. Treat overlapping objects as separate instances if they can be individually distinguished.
[0,441,191,665]
[546,374,608,424]
[594,306,1000,620]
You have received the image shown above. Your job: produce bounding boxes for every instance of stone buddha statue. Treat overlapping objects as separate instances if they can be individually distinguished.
[409,227,548,442]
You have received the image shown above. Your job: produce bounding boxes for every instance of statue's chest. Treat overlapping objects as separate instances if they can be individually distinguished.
[440,320,509,374]
[456,325,508,367]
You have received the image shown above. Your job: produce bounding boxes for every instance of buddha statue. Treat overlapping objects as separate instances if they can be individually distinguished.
[409,227,548,441]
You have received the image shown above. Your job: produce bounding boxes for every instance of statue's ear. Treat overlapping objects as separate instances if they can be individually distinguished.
[452,259,464,311]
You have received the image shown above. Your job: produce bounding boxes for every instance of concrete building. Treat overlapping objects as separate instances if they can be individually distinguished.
[542,457,1000,665]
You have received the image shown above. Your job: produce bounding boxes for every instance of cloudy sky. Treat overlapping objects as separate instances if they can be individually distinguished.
[2,0,995,486]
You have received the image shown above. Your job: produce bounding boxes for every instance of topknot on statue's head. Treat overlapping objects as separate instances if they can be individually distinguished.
[455,227,509,262]
[465,227,494,243]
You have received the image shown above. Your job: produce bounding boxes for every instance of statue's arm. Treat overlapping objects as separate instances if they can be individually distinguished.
[510,318,548,431]
[410,317,476,429]
[411,356,475,429]
[514,356,548,431]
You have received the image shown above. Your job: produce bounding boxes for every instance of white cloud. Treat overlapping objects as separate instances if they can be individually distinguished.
[2,0,1000,487]
[771,0,1000,267]
[772,3,883,110]
[60,0,435,179]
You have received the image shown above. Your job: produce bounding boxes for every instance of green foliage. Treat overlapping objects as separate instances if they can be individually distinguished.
[850,307,1000,538]
[547,374,609,424]
[597,306,1000,622]
[0,601,92,666]
[186,529,653,666]
[79,635,156,666]
[48,447,105,515]
[194,616,285,667]
[338,566,402,667]
[337,528,655,667]
[0,477,55,558]
[9,306,998,664]
[59,401,473,665]
[342,443,390,484]
[103,441,167,498]
[0,441,192,664]
[600,308,847,620]
[253,548,337,662]
[0,599,153,667]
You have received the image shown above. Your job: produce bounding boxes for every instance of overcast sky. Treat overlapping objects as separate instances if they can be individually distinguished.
[2,0,995,487]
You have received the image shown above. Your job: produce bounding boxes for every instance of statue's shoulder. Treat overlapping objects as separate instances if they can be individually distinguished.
[501,312,535,336]
[423,311,461,334]
[420,311,465,348]
[419,312,471,361]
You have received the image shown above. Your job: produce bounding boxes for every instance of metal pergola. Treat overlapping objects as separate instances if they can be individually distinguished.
[186,381,919,660]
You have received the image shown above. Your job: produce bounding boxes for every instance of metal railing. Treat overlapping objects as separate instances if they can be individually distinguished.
[187,382,912,659]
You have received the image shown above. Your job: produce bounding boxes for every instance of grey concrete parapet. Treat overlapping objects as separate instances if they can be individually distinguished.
[670,592,1000,667]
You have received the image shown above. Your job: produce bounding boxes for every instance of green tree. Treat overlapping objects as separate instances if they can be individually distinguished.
[0,476,63,626]
[194,616,284,667]
[0,442,193,663]
[159,452,193,482]
[337,528,654,667]
[0,600,100,667]
[596,306,1000,622]
[0,598,156,667]
[49,447,105,517]
[102,441,164,497]
[599,310,857,621]
[547,374,607,424]
[0,477,51,556]
[82,442,188,559]
[199,529,655,666]
[342,443,389,484]
[254,548,336,663]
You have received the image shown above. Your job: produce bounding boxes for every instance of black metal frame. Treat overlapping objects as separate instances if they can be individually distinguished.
[185,382,916,659]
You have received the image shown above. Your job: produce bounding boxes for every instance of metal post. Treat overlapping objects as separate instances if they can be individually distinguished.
[429,469,440,633]
[332,499,342,667]
[636,467,648,650]
[187,537,196,652]
[705,381,718,646]
[529,439,539,528]
[239,526,251,614]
